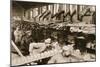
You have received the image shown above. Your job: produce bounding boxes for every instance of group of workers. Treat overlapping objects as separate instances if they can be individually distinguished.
[11,22,96,66]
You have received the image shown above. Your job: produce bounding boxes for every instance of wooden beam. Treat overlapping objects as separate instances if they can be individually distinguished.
[11,40,24,57]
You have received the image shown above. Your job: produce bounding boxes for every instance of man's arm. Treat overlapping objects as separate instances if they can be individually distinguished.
[29,43,46,55]
[29,43,37,54]
[38,43,46,52]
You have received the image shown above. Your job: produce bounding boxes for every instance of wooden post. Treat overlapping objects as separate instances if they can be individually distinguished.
[11,40,24,57]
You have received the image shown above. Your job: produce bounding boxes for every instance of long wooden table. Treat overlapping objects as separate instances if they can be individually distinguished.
[11,49,62,66]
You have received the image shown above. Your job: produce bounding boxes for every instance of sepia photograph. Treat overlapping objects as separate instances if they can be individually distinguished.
[11,0,96,66]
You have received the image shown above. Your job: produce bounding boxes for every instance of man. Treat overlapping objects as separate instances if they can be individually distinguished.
[48,43,74,64]
[20,30,33,56]
[29,38,53,64]
[29,38,52,55]
[14,26,23,45]
[12,26,24,55]
[48,42,83,64]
